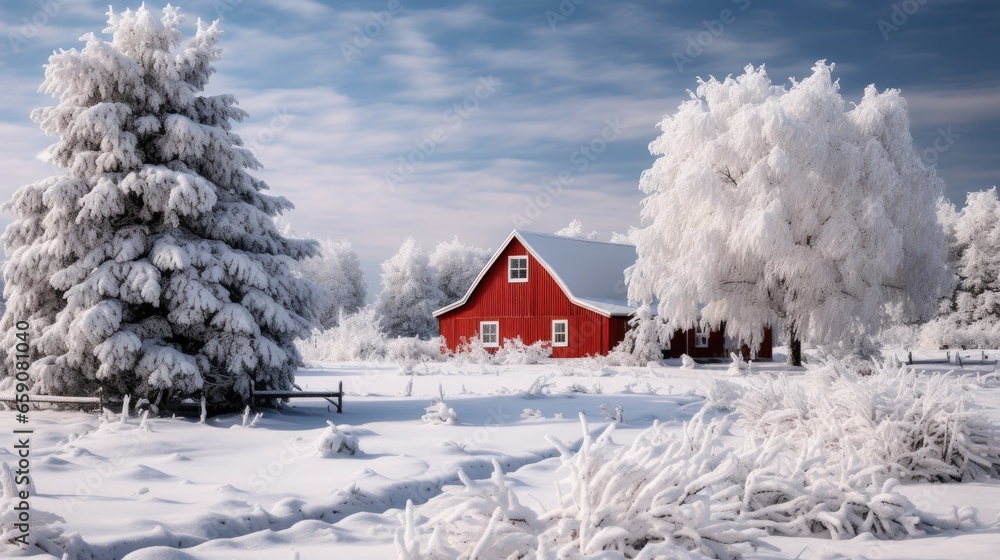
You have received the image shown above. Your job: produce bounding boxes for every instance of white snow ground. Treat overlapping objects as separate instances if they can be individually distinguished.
[3,350,1000,559]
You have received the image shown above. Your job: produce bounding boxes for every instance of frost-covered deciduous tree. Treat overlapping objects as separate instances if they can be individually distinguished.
[429,236,490,308]
[297,238,366,329]
[926,188,1000,348]
[554,219,597,239]
[375,238,441,339]
[0,6,317,409]
[627,62,951,365]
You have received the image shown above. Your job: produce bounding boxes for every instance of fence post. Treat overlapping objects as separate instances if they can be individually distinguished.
[958,353,963,368]
[908,351,913,365]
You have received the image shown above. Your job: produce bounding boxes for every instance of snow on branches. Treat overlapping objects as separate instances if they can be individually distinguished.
[627,61,952,362]
[0,5,318,409]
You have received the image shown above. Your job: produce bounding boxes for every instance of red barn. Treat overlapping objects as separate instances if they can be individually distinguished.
[434,230,772,360]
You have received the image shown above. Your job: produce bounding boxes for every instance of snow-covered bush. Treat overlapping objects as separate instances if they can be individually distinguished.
[0,6,318,410]
[395,462,539,559]
[605,303,665,366]
[680,354,696,369]
[491,336,552,365]
[735,360,1000,483]
[298,307,444,365]
[313,421,360,456]
[727,351,751,376]
[421,401,458,425]
[297,307,388,363]
[0,462,64,554]
[295,238,366,329]
[375,238,442,339]
[386,336,446,364]
[450,335,489,365]
[400,360,987,558]
[520,375,554,399]
[451,335,551,366]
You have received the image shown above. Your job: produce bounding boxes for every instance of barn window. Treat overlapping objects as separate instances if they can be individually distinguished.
[508,256,528,282]
[694,324,710,348]
[480,321,499,347]
[552,320,568,347]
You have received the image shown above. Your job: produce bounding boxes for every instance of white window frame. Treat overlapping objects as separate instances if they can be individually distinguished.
[552,320,568,347]
[480,321,500,348]
[508,256,528,283]
[694,324,710,348]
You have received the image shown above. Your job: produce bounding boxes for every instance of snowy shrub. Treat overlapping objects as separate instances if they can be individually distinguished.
[706,379,747,411]
[451,335,492,365]
[422,392,458,425]
[298,307,445,365]
[300,306,387,363]
[521,408,543,420]
[401,362,988,558]
[599,403,625,424]
[313,421,360,456]
[0,462,64,554]
[386,336,446,364]
[680,354,696,369]
[735,360,1000,483]
[0,6,318,410]
[241,406,262,428]
[605,303,666,366]
[727,352,751,376]
[398,414,764,559]
[395,462,539,559]
[491,336,552,365]
[521,375,554,399]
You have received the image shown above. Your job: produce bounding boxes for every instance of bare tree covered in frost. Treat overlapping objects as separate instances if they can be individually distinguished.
[924,188,1000,348]
[429,236,490,308]
[296,238,366,329]
[627,62,951,366]
[375,238,442,339]
[0,6,317,409]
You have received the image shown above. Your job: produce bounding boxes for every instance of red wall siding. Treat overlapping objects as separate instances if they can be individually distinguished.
[437,239,627,358]
[668,325,773,360]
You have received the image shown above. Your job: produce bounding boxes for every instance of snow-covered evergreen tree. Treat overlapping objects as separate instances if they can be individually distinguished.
[297,238,366,329]
[429,236,490,308]
[607,302,665,365]
[375,238,441,339]
[627,62,951,365]
[0,6,317,409]
[554,219,597,239]
[928,188,1000,348]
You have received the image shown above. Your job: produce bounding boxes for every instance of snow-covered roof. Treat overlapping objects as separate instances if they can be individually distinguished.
[433,230,639,318]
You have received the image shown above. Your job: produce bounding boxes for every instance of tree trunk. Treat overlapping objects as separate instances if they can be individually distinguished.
[787,327,802,367]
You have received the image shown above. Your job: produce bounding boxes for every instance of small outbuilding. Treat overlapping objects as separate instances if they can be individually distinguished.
[433,230,771,360]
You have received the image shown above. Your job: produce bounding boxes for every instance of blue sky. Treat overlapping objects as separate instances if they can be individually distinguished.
[1,0,998,293]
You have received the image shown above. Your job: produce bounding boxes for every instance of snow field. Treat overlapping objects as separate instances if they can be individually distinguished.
[0,355,998,558]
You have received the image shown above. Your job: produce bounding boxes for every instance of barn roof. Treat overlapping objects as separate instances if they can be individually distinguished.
[433,229,639,318]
